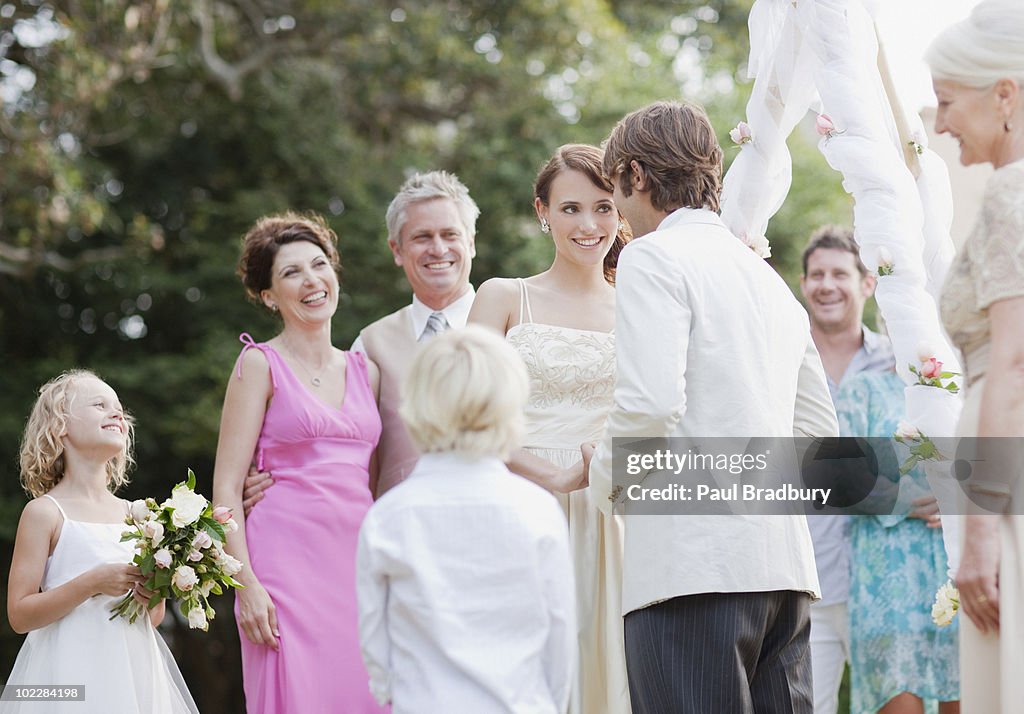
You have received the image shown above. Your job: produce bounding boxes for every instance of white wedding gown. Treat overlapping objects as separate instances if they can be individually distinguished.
[1,496,198,714]
[506,279,630,714]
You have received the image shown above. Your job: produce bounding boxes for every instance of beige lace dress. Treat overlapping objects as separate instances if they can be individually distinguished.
[939,159,1024,714]
[506,279,631,714]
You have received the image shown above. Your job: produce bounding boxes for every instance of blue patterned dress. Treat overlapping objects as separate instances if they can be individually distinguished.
[835,371,959,713]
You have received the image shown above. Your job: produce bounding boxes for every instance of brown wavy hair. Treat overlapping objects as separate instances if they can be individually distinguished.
[237,211,341,306]
[19,370,135,497]
[534,144,632,284]
[602,101,723,214]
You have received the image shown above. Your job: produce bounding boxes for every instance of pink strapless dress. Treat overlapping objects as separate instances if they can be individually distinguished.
[236,335,387,714]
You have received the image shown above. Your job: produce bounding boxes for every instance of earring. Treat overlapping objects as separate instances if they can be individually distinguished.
[617,221,625,233]
[540,219,550,234]
[270,304,278,312]
[1005,118,1013,133]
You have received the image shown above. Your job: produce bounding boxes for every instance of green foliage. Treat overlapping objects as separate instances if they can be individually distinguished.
[0,1,852,708]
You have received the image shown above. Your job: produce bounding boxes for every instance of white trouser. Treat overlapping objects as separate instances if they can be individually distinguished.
[809,602,849,714]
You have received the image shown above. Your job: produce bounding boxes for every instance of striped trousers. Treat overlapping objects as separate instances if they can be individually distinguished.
[623,590,813,714]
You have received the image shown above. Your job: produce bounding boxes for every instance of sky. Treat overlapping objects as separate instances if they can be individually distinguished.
[875,0,983,111]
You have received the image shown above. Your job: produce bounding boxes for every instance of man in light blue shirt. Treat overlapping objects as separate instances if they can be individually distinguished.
[800,225,894,714]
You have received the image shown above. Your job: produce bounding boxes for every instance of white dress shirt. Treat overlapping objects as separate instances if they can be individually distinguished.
[350,287,475,352]
[356,453,577,713]
[590,207,839,615]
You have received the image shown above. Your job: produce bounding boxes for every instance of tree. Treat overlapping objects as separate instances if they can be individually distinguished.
[0,1,851,707]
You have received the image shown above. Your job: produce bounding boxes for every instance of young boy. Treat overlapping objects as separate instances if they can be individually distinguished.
[356,326,576,713]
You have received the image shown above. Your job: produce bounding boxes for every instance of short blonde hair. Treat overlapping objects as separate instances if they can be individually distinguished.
[400,326,528,460]
[19,370,135,497]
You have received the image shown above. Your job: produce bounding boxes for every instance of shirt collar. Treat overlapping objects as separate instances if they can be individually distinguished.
[861,324,884,354]
[410,286,476,339]
[656,206,726,233]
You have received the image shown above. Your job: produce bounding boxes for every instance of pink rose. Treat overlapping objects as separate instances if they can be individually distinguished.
[729,121,753,145]
[815,113,836,137]
[188,550,203,562]
[172,565,198,592]
[192,531,213,550]
[920,358,943,379]
[212,506,233,524]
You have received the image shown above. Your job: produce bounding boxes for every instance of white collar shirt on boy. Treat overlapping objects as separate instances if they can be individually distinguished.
[355,452,576,713]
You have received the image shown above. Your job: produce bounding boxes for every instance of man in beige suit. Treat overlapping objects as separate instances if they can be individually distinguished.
[351,171,479,497]
[244,171,479,507]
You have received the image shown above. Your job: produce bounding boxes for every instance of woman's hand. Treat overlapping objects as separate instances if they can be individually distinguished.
[236,578,280,650]
[908,495,942,528]
[132,581,159,608]
[132,582,167,626]
[88,563,143,597]
[956,515,1001,633]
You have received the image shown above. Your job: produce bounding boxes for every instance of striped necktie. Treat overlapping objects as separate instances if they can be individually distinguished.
[419,311,449,342]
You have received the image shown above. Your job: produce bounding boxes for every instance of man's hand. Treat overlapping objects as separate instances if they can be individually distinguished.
[551,461,587,494]
[243,464,274,517]
[581,442,596,484]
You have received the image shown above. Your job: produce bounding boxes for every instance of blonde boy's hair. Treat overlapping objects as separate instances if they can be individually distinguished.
[19,370,135,497]
[400,326,528,460]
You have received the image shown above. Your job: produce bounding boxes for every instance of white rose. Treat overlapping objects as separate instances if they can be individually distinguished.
[216,551,244,577]
[895,421,921,441]
[747,233,771,259]
[153,548,173,569]
[223,517,239,533]
[188,550,203,562]
[129,499,150,524]
[187,606,208,630]
[142,519,164,547]
[163,485,208,529]
[198,580,216,598]
[172,565,199,592]
[931,580,959,627]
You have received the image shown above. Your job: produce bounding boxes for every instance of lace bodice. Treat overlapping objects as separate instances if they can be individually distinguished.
[941,160,1024,384]
[504,280,615,451]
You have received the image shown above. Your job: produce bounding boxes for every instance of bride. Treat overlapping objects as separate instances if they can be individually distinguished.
[468,143,631,714]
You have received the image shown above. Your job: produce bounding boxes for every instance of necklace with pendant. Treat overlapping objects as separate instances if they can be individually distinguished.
[282,338,330,388]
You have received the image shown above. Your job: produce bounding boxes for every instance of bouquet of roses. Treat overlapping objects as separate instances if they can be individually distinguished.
[110,469,244,630]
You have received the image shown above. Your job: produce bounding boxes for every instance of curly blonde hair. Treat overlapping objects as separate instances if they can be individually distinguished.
[19,370,135,497]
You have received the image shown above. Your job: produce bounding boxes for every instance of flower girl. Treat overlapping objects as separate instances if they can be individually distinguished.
[2,370,198,713]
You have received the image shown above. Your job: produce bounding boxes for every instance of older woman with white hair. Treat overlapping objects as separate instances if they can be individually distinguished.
[926,1,1024,711]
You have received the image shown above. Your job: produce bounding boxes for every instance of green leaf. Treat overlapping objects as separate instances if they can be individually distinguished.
[186,468,197,491]
[153,567,172,589]
[202,519,226,542]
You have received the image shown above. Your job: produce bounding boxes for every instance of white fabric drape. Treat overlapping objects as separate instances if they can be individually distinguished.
[724,0,964,575]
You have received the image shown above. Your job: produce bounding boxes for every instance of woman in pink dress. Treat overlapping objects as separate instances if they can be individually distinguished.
[212,212,386,713]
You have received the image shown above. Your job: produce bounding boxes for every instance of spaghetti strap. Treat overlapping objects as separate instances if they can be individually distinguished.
[517,278,534,326]
[42,494,67,520]
[237,332,278,390]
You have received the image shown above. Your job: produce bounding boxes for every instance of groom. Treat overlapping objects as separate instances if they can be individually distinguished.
[587,101,838,712]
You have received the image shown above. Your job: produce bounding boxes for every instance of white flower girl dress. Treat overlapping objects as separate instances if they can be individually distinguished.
[1,495,198,713]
